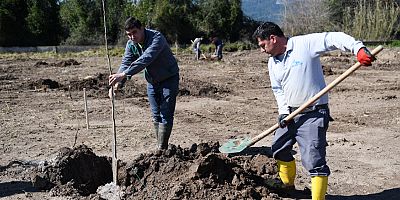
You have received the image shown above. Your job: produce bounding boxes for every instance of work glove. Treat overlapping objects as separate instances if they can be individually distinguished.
[357,47,375,66]
[277,114,289,128]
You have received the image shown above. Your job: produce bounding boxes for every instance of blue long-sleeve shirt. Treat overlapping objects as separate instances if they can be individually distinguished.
[118,29,179,84]
[268,32,365,114]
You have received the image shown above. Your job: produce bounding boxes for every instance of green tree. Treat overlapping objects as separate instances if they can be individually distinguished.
[122,0,252,44]
[0,0,30,46]
[240,16,260,42]
[226,0,243,41]
[103,0,127,44]
[124,0,156,28]
[195,0,243,42]
[125,0,195,43]
[26,0,62,45]
[152,0,196,43]
[60,0,103,45]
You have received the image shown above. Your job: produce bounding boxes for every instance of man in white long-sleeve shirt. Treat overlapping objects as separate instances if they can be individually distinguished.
[252,22,375,200]
[192,37,203,60]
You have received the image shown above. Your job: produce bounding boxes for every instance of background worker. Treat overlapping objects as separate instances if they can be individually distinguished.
[210,36,223,60]
[192,37,203,60]
[252,22,375,200]
[109,17,179,151]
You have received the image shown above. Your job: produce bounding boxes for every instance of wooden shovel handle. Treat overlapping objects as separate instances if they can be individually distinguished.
[248,45,384,147]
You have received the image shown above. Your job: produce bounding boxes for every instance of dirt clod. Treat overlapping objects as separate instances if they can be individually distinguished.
[179,77,231,98]
[32,145,112,196]
[55,59,81,67]
[28,78,61,90]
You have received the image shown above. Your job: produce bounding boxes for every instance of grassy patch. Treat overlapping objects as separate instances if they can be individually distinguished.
[0,47,126,60]
[388,40,400,47]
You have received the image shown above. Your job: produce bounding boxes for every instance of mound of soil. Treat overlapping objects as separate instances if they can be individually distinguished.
[64,75,231,99]
[121,143,281,200]
[116,81,147,98]
[18,63,230,99]
[179,77,231,98]
[55,59,81,67]
[67,73,108,91]
[34,59,81,68]
[64,73,147,98]
[33,61,49,67]
[27,78,61,90]
[31,145,112,196]
[31,143,283,199]
[0,74,17,81]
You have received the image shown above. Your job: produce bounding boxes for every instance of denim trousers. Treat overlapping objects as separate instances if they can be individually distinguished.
[147,74,179,126]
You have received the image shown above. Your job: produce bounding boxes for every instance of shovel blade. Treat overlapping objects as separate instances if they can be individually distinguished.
[219,136,251,154]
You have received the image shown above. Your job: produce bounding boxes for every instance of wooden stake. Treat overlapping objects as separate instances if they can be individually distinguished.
[68,85,73,99]
[102,0,118,184]
[83,88,89,130]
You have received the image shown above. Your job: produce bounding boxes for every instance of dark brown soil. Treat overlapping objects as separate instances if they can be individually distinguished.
[31,145,112,196]
[120,143,280,200]
[28,143,285,199]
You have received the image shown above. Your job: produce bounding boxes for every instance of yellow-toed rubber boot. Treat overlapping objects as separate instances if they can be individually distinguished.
[277,160,296,187]
[311,176,328,200]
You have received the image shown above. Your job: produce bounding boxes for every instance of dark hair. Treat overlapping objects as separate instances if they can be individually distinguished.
[124,17,142,31]
[252,22,284,40]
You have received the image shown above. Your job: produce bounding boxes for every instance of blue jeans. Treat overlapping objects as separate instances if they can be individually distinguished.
[147,74,179,126]
[216,44,223,60]
[272,107,331,177]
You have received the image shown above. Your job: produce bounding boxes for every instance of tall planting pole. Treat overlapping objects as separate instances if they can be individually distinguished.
[83,88,89,130]
[101,0,118,184]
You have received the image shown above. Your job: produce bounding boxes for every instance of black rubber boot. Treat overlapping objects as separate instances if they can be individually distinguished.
[153,122,160,149]
[158,123,172,150]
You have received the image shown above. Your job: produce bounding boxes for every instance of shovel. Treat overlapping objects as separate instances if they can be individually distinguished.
[219,45,384,154]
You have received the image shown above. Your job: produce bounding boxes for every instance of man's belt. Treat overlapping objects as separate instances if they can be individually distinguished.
[289,104,329,114]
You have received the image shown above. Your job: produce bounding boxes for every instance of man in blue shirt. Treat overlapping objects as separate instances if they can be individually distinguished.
[109,17,179,151]
[210,36,223,60]
[253,22,375,200]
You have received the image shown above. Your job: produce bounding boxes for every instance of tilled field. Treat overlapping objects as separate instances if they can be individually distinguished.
[0,47,399,199]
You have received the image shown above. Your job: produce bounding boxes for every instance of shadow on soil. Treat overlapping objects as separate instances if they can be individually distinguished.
[228,146,297,158]
[0,181,38,197]
[227,146,273,157]
[328,188,400,200]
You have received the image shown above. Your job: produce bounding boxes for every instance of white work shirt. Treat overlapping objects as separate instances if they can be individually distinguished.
[268,32,365,114]
[193,38,202,49]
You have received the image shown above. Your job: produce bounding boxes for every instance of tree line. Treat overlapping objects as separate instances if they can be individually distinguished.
[0,0,399,47]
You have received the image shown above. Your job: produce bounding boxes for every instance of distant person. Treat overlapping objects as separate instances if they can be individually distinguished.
[210,36,223,60]
[192,37,203,60]
[252,22,375,200]
[108,17,179,151]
